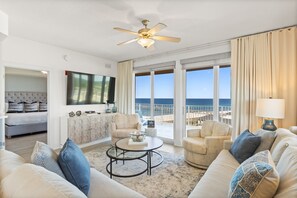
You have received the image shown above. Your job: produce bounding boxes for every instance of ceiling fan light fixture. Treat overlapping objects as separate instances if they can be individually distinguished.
[137,38,155,48]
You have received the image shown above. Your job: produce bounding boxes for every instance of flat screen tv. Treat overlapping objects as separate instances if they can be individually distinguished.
[66,71,115,105]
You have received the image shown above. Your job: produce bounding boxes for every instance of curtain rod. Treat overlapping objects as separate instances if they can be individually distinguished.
[231,24,297,40]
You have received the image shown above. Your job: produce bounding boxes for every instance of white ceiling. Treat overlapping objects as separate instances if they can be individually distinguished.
[0,0,296,61]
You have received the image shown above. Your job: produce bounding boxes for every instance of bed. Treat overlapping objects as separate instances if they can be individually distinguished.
[5,91,48,138]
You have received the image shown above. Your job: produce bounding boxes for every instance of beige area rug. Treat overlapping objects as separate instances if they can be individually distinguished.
[85,146,205,198]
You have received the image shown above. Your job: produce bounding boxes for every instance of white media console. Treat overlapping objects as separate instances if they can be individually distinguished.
[60,113,117,147]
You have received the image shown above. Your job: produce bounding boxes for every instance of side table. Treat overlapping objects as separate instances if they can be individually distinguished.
[145,128,157,137]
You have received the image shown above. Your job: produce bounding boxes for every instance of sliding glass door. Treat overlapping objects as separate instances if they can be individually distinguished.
[135,70,174,140]
[186,68,214,129]
[154,70,174,139]
[185,66,231,129]
[135,73,151,124]
[219,66,231,125]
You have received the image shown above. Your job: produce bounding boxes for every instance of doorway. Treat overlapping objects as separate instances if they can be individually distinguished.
[4,67,49,162]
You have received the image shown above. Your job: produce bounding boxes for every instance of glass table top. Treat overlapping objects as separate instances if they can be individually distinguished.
[106,147,147,160]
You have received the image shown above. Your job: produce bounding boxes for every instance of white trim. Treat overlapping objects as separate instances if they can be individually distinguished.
[150,70,154,119]
[134,61,175,73]
[213,66,219,121]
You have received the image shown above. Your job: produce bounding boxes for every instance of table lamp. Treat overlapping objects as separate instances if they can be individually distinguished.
[256,98,285,131]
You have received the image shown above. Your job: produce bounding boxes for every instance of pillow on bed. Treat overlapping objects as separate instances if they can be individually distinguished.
[39,102,47,112]
[7,101,24,113]
[24,102,39,112]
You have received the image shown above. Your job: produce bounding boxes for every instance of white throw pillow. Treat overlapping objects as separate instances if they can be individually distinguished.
[1,164,87,198]
[31,141,65,178]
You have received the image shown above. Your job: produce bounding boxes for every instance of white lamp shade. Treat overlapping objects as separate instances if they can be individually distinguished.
[137,38,155,48]
[256,99,285,119]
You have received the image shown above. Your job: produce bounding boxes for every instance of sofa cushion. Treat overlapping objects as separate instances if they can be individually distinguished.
[31,141,65,178]
[274,146,297,197]
[200,120,214,137]
[270,137,297,165]
[1,163,87,198]
[212,122,230,136]
[0,150,25,181]
[88,168,145,198]
[230,130,261,163]
[189,150,239,198]
[58,138,90,195]
[254,130,276,153]
[183,137,207,154]
[228,151,279,198]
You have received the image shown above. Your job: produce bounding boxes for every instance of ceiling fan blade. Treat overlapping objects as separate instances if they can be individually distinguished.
[148,23,167,35]
[152,35,181,43]
[117,38,139,46]
[113,27,138,35]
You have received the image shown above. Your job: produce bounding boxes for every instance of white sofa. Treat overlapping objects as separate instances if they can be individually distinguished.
[189,128,297,197]
[0,150,145,198]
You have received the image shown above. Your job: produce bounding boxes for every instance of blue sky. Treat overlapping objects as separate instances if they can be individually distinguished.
[135,67,231,99]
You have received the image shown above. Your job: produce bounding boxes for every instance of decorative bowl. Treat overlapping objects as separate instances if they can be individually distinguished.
[130,132,145,142]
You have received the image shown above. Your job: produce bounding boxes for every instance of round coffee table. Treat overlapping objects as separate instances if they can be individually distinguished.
[106,136,163,178]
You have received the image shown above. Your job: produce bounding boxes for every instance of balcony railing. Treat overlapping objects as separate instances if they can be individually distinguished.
[135,103,232,126]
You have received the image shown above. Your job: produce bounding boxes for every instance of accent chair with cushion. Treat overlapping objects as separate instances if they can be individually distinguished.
[183,120,232,169]
[111,113,142,144]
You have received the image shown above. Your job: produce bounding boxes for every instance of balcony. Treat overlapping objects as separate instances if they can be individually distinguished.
[136,103,232,139]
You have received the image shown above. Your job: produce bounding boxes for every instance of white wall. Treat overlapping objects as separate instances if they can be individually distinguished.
[0,36,117,149]
[5,74,47,92]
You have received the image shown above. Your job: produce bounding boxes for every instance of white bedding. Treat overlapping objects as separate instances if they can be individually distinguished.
[5,112,48,126]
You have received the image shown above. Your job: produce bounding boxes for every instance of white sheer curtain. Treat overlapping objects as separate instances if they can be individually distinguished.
[116,60,133,114]
[231,26,297,139]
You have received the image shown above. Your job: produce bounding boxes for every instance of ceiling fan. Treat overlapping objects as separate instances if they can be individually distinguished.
[114,19,181,48]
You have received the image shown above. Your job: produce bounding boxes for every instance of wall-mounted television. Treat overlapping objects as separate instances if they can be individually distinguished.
[66,71,115,105]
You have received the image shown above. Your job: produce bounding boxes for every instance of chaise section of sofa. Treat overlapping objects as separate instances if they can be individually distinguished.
[189,128,297,198]
[0,149,145,198]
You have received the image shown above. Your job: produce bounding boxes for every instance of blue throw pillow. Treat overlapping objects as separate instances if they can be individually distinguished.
[230,129,261,163]
[58,138,90,195]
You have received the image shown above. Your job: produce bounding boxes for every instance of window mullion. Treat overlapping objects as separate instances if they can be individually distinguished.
[213,66,219,121]
[150,70,154,119]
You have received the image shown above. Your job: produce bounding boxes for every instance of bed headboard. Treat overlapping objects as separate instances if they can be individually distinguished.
[5,91,47,103]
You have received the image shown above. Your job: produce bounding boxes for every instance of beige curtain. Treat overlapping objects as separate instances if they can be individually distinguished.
[116,60,133,114]
[231,26,297,139]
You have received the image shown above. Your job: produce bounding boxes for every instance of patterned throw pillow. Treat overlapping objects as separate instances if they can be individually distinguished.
[39,102,47,112]
[7,101,24,113]
[24,102,39,112]
[229,151,280,198]
[31,141,65,179]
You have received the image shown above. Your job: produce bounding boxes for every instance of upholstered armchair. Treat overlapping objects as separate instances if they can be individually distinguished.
[183,120,232,169]
[111,113,142,144]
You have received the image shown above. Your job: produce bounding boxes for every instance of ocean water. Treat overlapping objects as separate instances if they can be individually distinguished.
[135,98,231,106]
[135,98,231,116]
